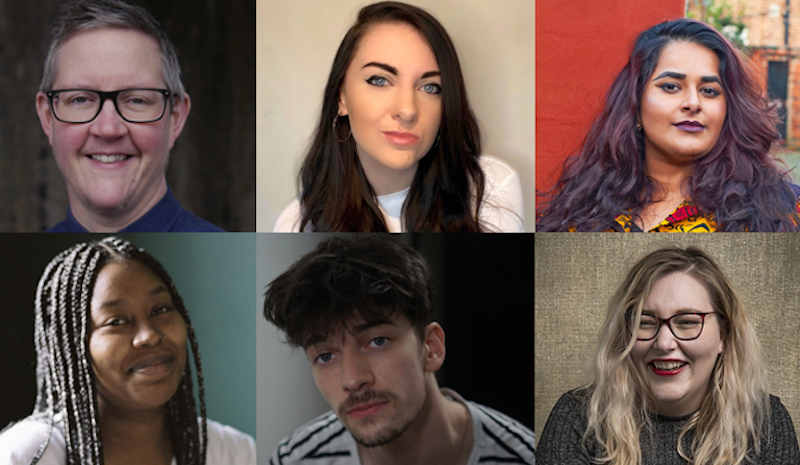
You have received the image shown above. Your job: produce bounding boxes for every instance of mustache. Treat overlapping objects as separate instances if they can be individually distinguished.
[339,390,391,414]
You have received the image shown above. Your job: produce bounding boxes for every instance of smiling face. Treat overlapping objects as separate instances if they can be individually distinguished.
[339,22,442,195]
[35,27,190,225]
[630,271,724,417]
[305,314,442,447]
[640,40,727,167]
[89,259,187,413]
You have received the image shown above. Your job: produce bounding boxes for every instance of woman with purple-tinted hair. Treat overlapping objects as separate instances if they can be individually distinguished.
[537,18,800,232]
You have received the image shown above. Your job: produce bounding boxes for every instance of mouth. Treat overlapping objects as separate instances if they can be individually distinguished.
[649,360,688,376]
[86,153,134,164]
[127,354,175,378]
[673,121,705,133]
[346,400,389,419]
[382,131,420,146]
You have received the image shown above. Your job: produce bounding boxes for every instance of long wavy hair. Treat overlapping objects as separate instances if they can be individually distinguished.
[537,19,799,231]
[29,237,206,465]
[585,247,769,465]
[297,1,485,231]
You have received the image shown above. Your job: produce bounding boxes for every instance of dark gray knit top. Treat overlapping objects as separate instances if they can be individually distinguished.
[536,388,800,465]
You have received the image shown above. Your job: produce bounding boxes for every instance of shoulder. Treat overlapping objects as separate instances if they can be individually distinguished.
[274,199,302,232]
[0,417,66,465]
[760,395,800,462]
[468,400,536,464]
[478,155,519,185]
[271,411,354,465]
[45,220,71,233]
[204,418,255,465]
[171,210,225,232]
[476,155,525,232]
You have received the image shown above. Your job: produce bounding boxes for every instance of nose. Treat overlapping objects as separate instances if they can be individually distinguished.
[652,321,678,351]
[341,347,374,393]
[392,86,418,125]
[682,88,701,113]
[89,99,128,138]
[132,320,163,348]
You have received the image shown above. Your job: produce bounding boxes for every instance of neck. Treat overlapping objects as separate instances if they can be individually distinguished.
[645,152,692,200]
[358,385,472,465]
[68,178,167,232]
[98,399,173,465]
[356,150,417,197]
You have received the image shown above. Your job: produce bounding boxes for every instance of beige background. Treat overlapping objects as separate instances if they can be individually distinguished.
[535,233,800,437]
[256,0,534,231]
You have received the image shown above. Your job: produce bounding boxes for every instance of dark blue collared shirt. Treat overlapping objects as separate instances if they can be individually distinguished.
[47,188,224,232]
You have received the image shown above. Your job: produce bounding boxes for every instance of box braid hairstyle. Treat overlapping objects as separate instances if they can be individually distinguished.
[30,237,207,465]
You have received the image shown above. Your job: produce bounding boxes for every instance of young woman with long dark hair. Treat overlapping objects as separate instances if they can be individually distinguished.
[537,19,800,232]
[274,1,524,232]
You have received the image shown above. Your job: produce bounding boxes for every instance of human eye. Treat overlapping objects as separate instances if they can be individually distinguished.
[151,304,174,317]
[639,316,658,329]
[700,86,722,98]
[367,336,390,348]
[366,75,390,87]
[657,82,680,93]
[674,315,702,328]
[420,82,441,95]
[121,90,157,106]
[62,91,97,106]
[105,316,129,327]
[313,352,335,365]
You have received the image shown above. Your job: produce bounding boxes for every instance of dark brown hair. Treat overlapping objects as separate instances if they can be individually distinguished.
[298,1,485,231]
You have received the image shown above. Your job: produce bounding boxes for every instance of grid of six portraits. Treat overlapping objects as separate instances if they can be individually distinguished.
[2,1,799,465]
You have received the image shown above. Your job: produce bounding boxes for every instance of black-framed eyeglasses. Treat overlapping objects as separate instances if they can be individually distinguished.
[636,312,715,341]
[46,88,172,124]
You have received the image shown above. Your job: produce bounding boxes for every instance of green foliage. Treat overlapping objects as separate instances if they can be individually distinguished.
[687,0,749,51]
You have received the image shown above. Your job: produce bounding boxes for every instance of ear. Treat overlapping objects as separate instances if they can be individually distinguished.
[168,92,191,150]
[422,322,445,373]
[338,91,349,117]
[36,92,55,144]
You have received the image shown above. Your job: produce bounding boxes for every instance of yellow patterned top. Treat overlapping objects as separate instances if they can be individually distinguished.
[613,201,715,232]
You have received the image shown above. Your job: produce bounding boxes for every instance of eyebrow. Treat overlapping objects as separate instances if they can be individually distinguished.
[653,71,721,84]
[305,318,395,348]
[361,62,440,80]
[98,285,169,309]
[641,308,705,316]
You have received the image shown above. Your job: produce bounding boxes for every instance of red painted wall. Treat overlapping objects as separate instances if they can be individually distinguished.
[535,0,685,206]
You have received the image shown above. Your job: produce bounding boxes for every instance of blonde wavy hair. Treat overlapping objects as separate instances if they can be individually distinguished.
[584,246,770,465]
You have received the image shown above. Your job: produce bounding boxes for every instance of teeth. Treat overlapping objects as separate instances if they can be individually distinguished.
[652,361,685,370]
[89,154,129,163]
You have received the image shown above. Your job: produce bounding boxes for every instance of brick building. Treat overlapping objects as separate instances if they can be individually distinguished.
[688,0,800,146]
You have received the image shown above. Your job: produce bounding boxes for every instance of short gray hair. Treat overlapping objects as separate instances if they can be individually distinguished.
[40,0,185,99]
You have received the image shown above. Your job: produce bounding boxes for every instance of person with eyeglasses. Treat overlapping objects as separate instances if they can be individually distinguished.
[34,0,222,232]
[536,247,800,465]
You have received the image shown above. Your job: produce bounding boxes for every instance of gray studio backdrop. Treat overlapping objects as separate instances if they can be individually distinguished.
[257,234,338,463]
[534,233,800,438]
[128,233,256,437]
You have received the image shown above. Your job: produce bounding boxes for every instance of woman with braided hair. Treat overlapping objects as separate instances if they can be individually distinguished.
[0,237,254,465]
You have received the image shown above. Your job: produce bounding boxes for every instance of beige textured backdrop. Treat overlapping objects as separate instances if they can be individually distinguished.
[534,233,800,437]
[256,0,534,231]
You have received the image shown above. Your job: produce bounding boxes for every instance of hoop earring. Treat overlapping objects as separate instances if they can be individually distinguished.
[332,115,351,143]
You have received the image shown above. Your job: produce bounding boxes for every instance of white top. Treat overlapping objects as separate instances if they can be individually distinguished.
[273,155,525,232]
[0,416,255,465]
[271,388,536,464]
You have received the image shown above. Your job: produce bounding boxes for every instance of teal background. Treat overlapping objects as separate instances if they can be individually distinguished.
[128,233,257,438]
